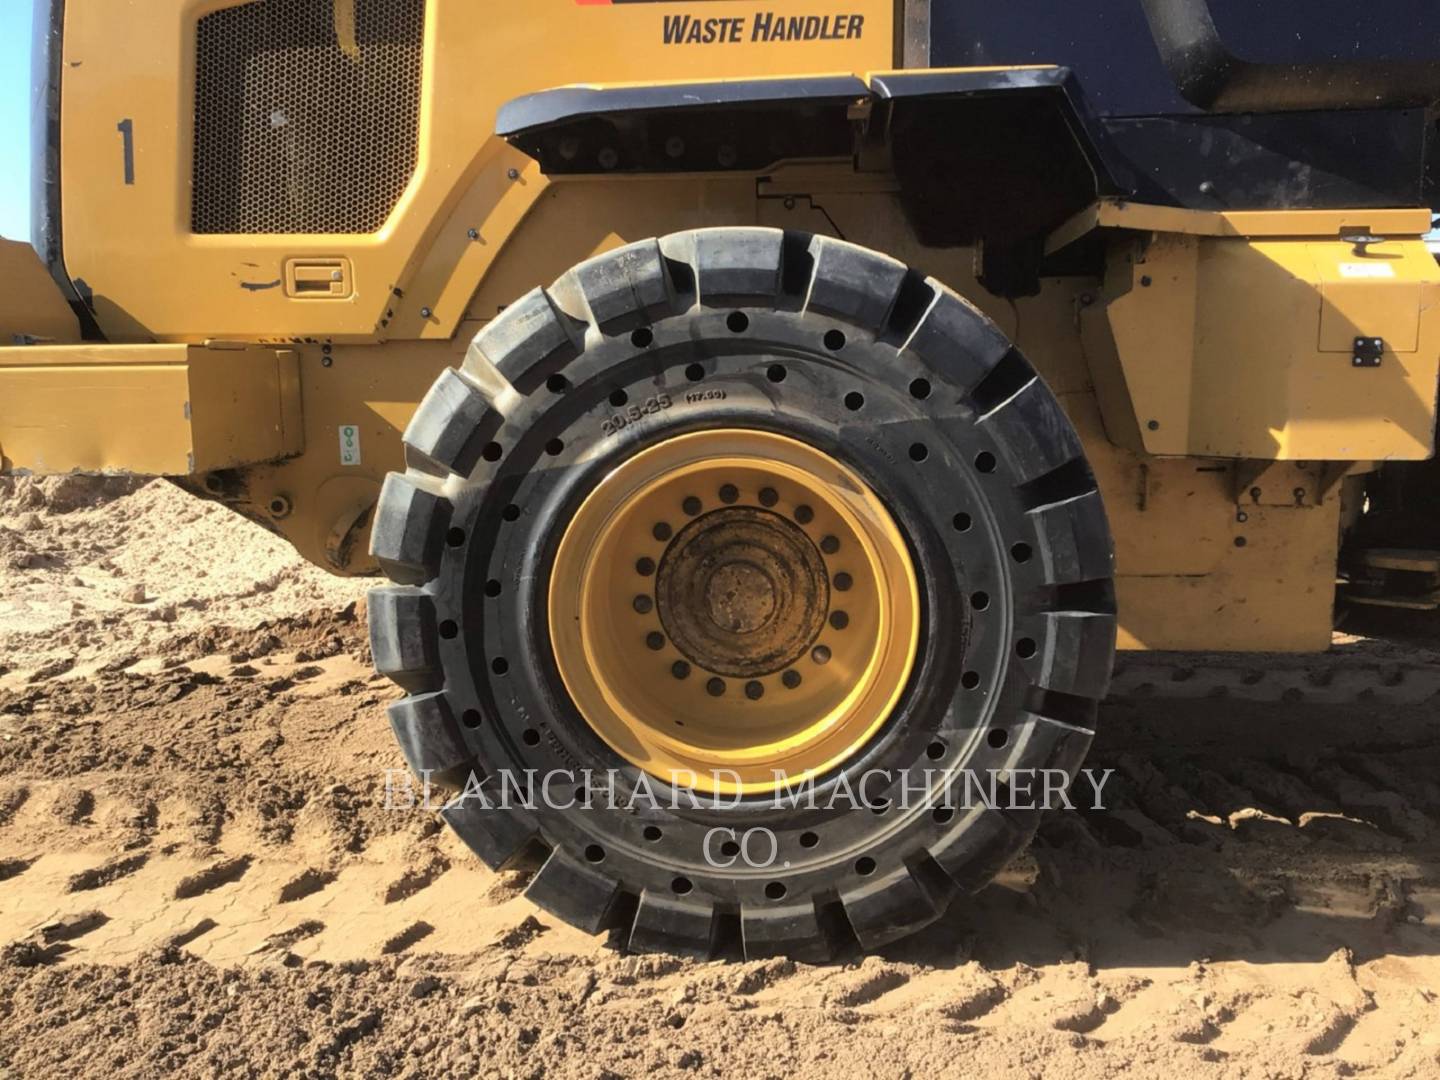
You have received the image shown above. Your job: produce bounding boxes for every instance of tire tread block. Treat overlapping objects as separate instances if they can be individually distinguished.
[928,808,1028,894]
[804,235,908,331]
[1015,711,1095,780]
[839,866,942,950]
[1039,611,1117,701]
[902,287,1011,392]
[388,691,472,780]
[370,474,450,585]
[680,227,784,306]
[571,239,674,330]
[1030,492,1114,587]
[479,287,582,390]
[403,367,503,477]
[441,794,540,872]
[628,891,716,957]
[979,379,1087,486]
[741,901,834,963]
[368,586,439,692]
[524,848,623,935]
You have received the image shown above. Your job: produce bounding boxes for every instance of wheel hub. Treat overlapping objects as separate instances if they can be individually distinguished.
[658,506,828,677]
[549,429,920,795]
[703,560,775,634]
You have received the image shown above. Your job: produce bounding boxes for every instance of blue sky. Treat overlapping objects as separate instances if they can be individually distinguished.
[1,3,32,243]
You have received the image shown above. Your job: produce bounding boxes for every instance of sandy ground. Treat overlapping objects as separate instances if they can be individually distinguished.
[2,476,1440,1078]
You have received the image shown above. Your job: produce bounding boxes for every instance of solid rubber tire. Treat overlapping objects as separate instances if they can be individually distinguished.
[368,228,1117,960]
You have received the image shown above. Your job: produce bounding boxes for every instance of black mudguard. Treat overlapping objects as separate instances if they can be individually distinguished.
[497,68,1118,251]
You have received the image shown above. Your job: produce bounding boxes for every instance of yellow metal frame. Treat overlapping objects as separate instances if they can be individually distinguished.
[1055,199,1440,461]
[0,239,80,345]
[1100,232,1440,460]
[0,344,301,475]
[53,0,894,344]
[1048,199,1434,248]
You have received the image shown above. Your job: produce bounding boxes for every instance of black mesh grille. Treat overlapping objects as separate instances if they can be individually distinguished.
[192,0,425,235]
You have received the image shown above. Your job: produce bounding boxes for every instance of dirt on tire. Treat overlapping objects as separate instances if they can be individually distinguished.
[2,476,1440,1078]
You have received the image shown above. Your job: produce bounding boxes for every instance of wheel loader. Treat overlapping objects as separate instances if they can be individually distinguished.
[4,0,1439,959]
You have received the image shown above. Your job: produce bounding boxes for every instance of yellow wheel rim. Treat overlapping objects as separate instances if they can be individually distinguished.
[548,430,920,796]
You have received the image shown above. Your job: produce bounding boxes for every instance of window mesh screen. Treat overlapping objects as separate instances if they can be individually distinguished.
[192,0,425,234]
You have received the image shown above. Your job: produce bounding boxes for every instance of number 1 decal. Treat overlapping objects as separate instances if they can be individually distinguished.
[117,119,135,185]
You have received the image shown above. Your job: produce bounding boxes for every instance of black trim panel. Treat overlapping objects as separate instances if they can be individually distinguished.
[29,0,62,267]
[1140,0,1440,112]
[496,76,869,138]
[874,68,1118,256]
[870,67,1122,195]
[29,0,101,339]
[1104,109,1430,211]
[870,66,1068,99]
[498,62,1432,244]
[496,69,1119,257]
[497,77,868,176]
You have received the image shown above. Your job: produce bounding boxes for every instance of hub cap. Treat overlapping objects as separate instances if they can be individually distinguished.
[548,430,920,795]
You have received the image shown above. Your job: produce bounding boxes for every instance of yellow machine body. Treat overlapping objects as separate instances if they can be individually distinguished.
[47,0,890,344]
[0,344,301,476]
[4,0,1439,655]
